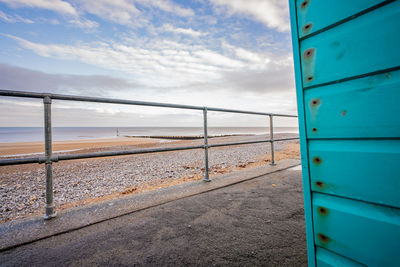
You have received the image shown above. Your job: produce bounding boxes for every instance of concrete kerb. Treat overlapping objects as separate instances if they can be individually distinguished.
[0,159,300,252]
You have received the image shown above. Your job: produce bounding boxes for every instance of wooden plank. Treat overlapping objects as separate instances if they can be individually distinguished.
[296,0,384,38]
[304,70,400,138]
[316,247,365,267]
[290,0,400,265]
[300,1,400,88]
[289,1,317,266]
[309,140,400,208]
[312,193,400,266]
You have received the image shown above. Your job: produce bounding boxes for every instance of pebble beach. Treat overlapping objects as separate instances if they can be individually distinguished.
[0,134,299,223]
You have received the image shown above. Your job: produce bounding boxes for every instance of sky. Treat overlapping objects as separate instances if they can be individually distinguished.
[0,0,297,127]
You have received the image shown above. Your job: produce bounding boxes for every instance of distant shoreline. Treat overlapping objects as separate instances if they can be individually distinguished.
[0,127,299,143]
[0,135,254,157]
[0,133,298,157]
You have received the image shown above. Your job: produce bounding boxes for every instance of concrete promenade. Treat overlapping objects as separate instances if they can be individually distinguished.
[0,160,307,266]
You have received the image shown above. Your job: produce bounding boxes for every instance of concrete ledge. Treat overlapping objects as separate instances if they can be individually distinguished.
[0,159,300,251]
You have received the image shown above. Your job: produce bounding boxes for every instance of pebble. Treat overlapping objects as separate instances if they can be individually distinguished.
[0,134,297,222]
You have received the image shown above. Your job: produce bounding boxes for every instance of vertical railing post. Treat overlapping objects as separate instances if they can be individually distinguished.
[269,115,276,166]
[43,95,57,219]
[203,107,210,182]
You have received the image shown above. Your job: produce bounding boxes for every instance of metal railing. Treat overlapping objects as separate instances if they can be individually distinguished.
[0,89,298,219]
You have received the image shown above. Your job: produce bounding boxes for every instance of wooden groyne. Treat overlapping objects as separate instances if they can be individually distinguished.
[123,134,254,140]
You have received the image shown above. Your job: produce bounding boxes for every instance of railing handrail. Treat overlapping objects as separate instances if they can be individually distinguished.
[0,89,298,220]
[0,89,298,117]
[0,137,299,166]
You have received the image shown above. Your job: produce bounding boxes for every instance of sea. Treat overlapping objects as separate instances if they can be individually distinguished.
[0,127,299,143]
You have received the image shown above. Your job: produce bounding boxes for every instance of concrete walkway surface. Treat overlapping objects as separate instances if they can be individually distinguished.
[0,160,307,266]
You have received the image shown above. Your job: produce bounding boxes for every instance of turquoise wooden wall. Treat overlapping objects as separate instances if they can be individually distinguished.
[288,1,400,266]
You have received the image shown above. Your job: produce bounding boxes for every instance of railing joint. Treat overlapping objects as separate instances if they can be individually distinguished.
[43,95,52,104]
[38,156,47,164]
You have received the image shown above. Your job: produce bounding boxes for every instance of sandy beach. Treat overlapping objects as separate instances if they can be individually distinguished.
[0,137,162,157]
[0,134,300,223]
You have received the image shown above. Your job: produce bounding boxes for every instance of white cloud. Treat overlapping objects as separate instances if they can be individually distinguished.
[136,0,194,17]
[210,0,290,31]
[222,42,271,67]
[77,0,140,25]
[49,18,60,25]
[69,18,99,29]
[6,34,293,93]
[5,34,296,119]
[0,0,194,29]
[0,63,139,96]
[7,34,253,86]
[0,9,98,29]
[162,24,205,37]
[73,0,194,26]
[0,0,78,16]
[0,10,34,23]
[0,4,97,29]
[0,1,297,126]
